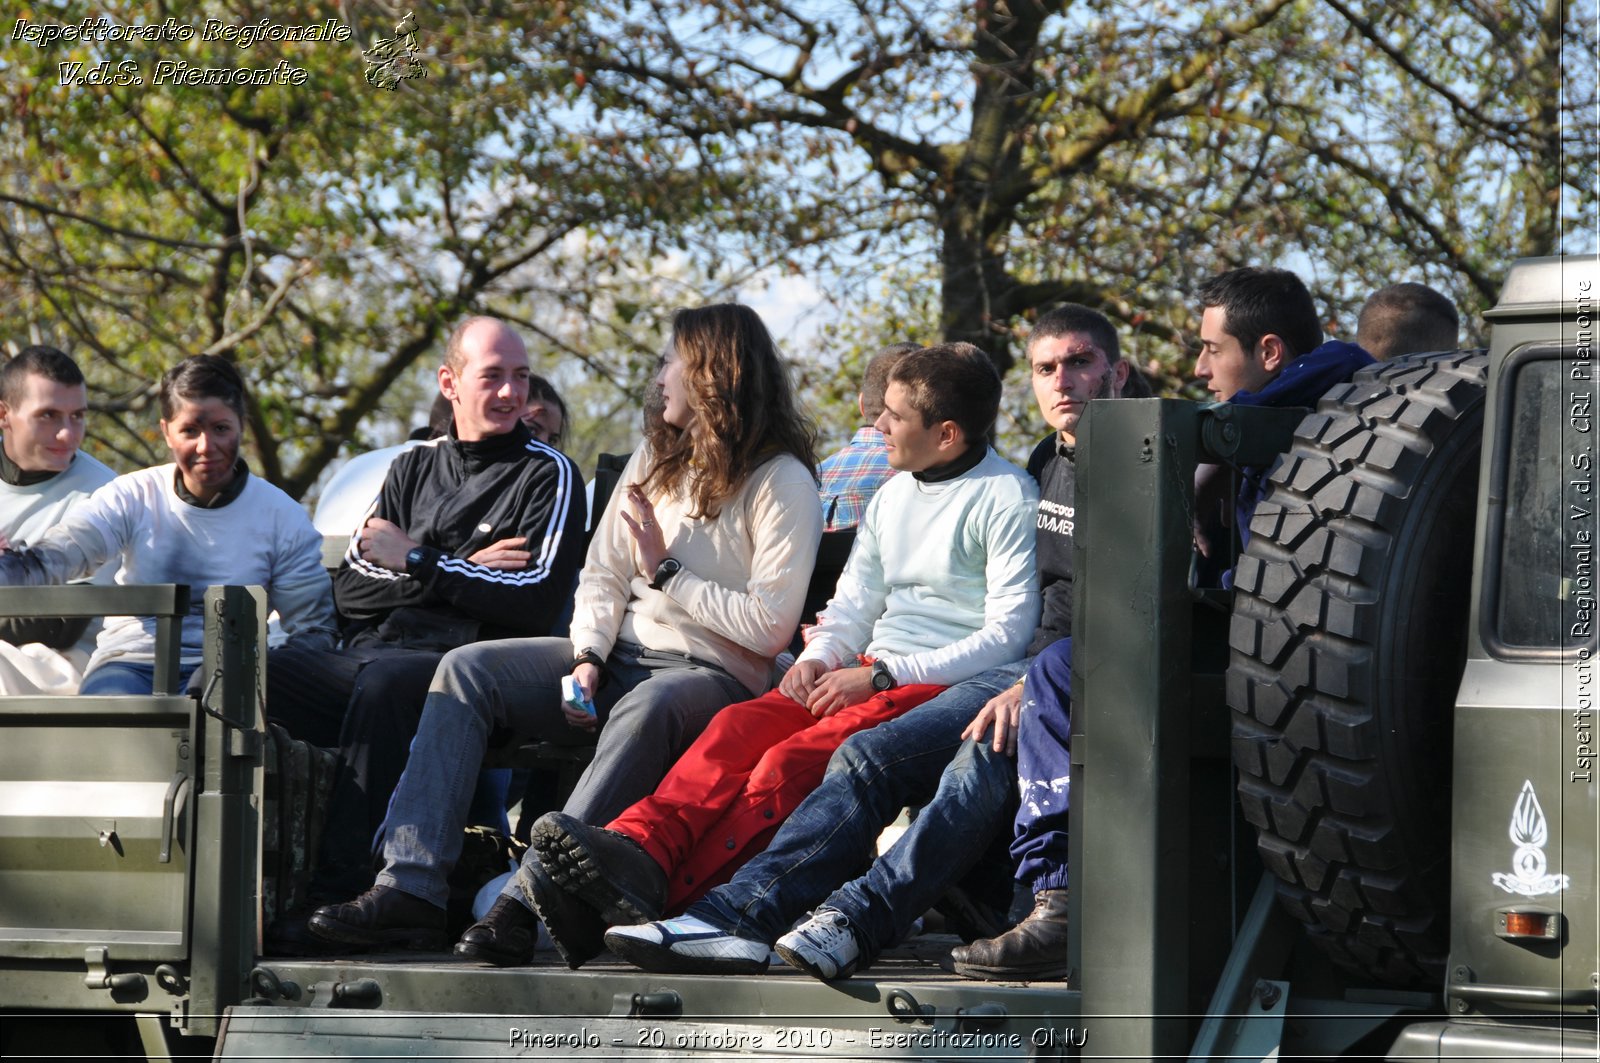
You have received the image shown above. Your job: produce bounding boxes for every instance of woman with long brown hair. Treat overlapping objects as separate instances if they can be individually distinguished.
[305,303,823,958]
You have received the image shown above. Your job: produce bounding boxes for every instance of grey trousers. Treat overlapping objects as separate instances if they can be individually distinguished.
[377,637,750,906]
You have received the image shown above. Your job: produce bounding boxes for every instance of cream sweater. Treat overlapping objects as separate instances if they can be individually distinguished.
[567,445,823,696]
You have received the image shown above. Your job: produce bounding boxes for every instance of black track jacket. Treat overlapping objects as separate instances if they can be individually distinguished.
[334,422,586,652]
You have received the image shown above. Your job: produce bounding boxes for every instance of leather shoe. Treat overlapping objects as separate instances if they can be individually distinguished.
[519,849,608,969]
[530,811,668,926]
[454,896,539,967]
[949,889,1071,981]
[306,885,448,951]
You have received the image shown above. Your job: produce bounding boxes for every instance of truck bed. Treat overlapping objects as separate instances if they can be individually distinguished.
[232,931,1083,1060]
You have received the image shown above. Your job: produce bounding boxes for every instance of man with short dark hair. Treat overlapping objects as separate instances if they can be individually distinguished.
[951,267,1373,981]
[527,342,1042,970]
[1193,266,1375,558]
[1357,281,1460,361]
[815,342,917,531]
[1193,266,1325,402]
[266,317,586,937]
[596,305,1128,980]
[0,345,116,694]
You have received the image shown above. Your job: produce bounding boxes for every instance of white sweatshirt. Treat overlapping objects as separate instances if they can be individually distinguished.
[0,464,336,669]
[800,447,1041,686]
[0,448,118,546]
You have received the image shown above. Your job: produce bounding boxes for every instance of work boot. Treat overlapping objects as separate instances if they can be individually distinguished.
[519,849,608,969]
[306,885,448,951]
[263,907,351,957]
[949,888,1071,982]
[530,811,668,926]
[454,896,539,967]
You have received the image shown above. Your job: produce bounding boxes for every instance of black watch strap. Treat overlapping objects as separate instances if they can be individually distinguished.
[871,659,896,692]
[650,557,683,591]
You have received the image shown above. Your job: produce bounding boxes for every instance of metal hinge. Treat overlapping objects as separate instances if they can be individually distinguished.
[84,946,147,993]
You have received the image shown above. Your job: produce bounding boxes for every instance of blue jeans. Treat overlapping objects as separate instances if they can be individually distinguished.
[80,661,200,695]
[689,659,1027,957]
[379,637,749,908]
[1011,638,1072,891]
[268,643,509,900]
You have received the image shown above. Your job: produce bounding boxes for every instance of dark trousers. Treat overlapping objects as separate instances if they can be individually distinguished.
[1010,637,1073,892]
[267,643,448,899]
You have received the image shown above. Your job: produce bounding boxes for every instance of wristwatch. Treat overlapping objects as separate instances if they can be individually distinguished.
[871,659,897,693]
[650,556,683,591]
[404,546,429,574]
[573,647,608,688]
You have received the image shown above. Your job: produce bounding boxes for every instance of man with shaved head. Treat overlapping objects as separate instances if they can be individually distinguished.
[1357,282,1460,361]
[267,317,586,948]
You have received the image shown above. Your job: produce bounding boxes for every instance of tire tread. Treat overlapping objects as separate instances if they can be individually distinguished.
[1228,349,1487,987]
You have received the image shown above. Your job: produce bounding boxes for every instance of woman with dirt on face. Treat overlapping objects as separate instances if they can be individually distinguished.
[0,355,335,695]
[305,302,824,958]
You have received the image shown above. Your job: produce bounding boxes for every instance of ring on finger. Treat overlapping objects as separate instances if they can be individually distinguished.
[641,519,656,528]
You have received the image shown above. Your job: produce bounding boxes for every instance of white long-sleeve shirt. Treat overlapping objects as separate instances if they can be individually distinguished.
[0,448,118,546]
[800,447,1041,686]
[0,464,336,670]
[0,449,119,683]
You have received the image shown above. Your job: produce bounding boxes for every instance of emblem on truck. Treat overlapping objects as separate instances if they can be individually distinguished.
[1490,780,1570,897]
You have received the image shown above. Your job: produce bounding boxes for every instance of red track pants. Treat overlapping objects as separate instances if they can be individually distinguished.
[607,682,945,911]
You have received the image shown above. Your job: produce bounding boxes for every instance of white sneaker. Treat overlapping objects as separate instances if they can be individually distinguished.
[604,915,770,974]
[775,908,862,981]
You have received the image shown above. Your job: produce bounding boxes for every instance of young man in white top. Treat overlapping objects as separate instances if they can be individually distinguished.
[526,341,1043,968]
[0,346,116,694]
[602,305,1128,978]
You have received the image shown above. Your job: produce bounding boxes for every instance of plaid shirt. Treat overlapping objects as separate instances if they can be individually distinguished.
[816,427,895,531]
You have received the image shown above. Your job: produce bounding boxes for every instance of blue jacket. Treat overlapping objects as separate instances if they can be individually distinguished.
[1231,341,1375,547]
[1196,341,1375,586]
[1230,340,1375,411]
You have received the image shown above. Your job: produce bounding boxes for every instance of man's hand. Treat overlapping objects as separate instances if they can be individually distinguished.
[805,665,875,719]
[560,662,603,731]
[961,682,1024,755]
[467,536,531,570]
[357,517,420,573]
[778,658,827,705]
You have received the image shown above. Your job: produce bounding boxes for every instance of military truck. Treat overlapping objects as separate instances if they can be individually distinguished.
[1,254,1594,1061]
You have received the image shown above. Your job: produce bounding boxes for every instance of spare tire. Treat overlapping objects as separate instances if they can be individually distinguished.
[1228,349,1487,987]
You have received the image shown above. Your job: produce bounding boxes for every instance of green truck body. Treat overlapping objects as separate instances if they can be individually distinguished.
[1,255,1595,1061]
